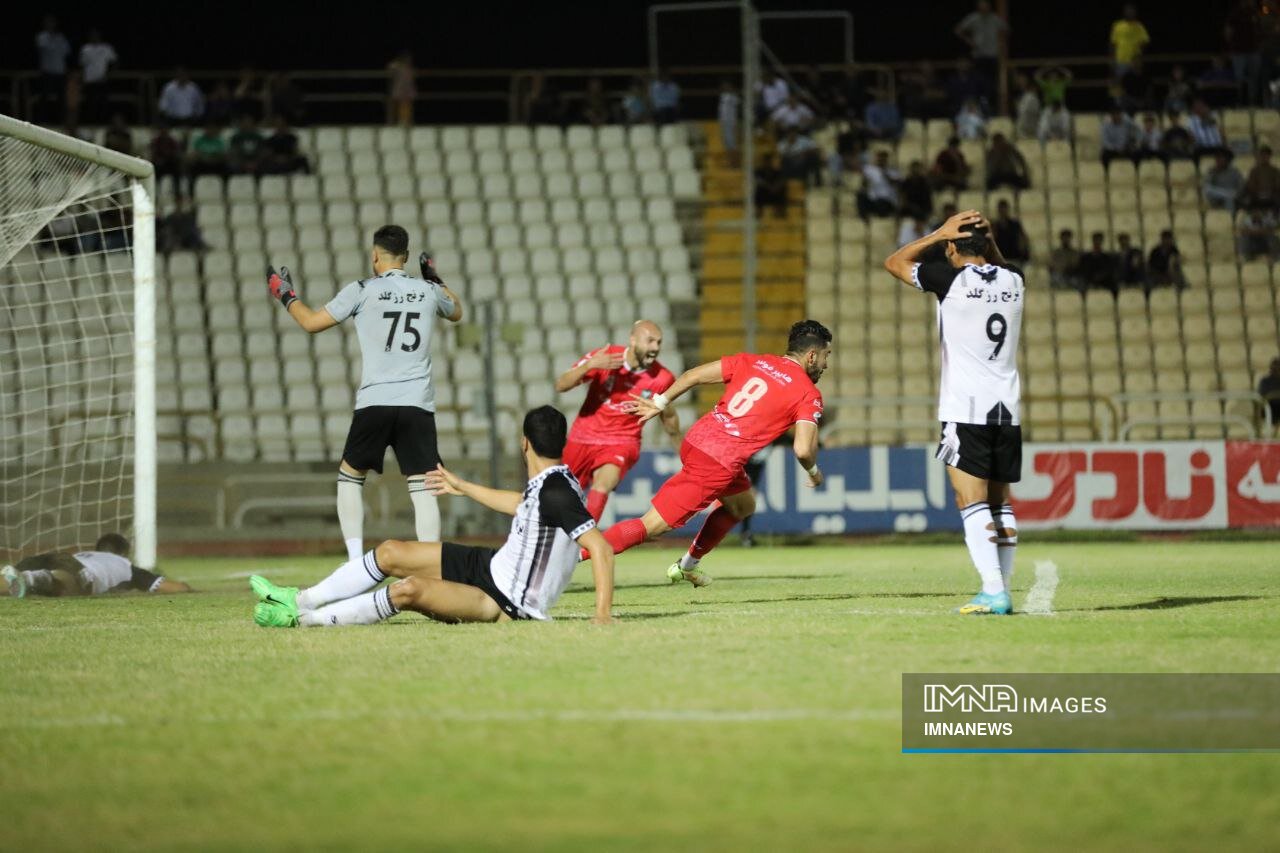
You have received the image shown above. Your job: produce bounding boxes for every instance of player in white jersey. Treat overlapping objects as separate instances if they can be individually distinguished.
[885,210,1023,616]
[268,225,464,561]
[2,533,191,597]
[250,406,615,627]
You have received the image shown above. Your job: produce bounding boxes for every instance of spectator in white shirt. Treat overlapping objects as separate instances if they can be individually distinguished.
[954,99,987,140]
[78,30,118,124]
[757,71,789,122]
[1187,98,1230,163]
[1135,112,1164,162]
[898,214,930,247]
[1013,73,1041,138]
[718,79,741,168]
[1100,109,1139,167]
[1037,101,1073,142]
[34,16,71,122]
[771,95,815,134]
[857,149,901,218]
[158,68,205,126]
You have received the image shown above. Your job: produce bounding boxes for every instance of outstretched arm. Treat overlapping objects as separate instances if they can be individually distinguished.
[883,209,983,285]
[268,266,339,333]
[792,420,823,488]
[576,527,615,624]
[426,464,522,515]
[630,359,725,424]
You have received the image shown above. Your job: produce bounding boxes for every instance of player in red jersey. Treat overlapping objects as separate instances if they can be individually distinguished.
[555,320,681,521]
[590,320,831,587]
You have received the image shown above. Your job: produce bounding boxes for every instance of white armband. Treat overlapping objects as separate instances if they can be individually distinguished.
[652,392,670,411]
[805,464,821,478]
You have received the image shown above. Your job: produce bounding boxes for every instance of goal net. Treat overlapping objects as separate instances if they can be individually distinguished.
[0,115,156,568]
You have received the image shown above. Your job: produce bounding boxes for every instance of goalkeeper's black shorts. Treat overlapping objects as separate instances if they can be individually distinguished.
[342,406,441,474]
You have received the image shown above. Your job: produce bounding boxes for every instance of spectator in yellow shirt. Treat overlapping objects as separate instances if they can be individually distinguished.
[1111,4,1150,76]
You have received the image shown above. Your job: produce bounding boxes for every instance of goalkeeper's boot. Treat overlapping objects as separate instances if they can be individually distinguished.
[254,600,299,628]
[957,590,1012,615]
[666,561,713,588]
[249,575,301,612]
[2,565,26,599]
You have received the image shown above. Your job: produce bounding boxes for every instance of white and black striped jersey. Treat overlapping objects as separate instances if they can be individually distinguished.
[72,551,164,595]
[489,465,595,620]
[912,261,1025,426]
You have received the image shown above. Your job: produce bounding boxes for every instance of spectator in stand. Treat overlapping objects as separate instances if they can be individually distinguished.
[1110,4,1151,77]
[102,114,132,155]
[986,133,1031,191]
[1079,232,1119,295]
[1050,229,1083,289]
[1116,58,1154,113]
[947,59,989,115]
[268,74,304,125]
[1161,111,1196,159]
[1163,65,1194,114]
[757,71,789,123]
[148,125,183,197]
[1147,230,1186,288]
[953,0,1008,104]
[1135,112,1164,161]
[777,128,822,186]
[1203,151,1245,213]
[954,99,987,141]
[864,90,903,141]
[158,195,207,253]
[1100,109,1139,167]
[204,81,234,126]
[931,136,971,190]
[771,94,815,135]
[620,78,648,125]
[186,122,227,194]
[523,73,564,126]
[228,114,265,176]
[1225,0,1263,105]
[581,77,610,127]
[900,61,949,120]
[899,160,934,221]
[856,150,900,218]
[1116,232,1146,285]
[754,153,788,218]
[1237,206,1280,261]
[158,68,205,126]
[992,199,1031,263]
[1187,99,1231,162]
[1035,65,1072,107]
[262,116,311,175]
[1038,101,1073,142]
[233,67,262,120]
[1257,356,1280,428]
[1241,144,1280,210]
[1198,56,1240,108]
[387,50,415,126]
[649,71,681,125]
[897,214,930,248]
[1014,73,1041,138]
[717,79,741,168]
[34,16,71,123]
[78,29,117,125]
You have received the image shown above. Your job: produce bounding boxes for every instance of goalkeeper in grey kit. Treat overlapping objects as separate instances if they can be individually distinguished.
[267,224,464,560]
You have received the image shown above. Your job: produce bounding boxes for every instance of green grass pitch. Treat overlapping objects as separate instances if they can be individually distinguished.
[3,540,1279,851]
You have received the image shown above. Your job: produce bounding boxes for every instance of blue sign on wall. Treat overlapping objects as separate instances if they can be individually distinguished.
[606,446,962,534]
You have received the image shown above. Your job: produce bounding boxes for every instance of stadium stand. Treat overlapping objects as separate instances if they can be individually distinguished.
[153,123,702,464]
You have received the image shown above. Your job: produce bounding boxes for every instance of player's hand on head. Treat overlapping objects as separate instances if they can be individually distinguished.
[425,463,463,496]
[267,265,298,308]
[937,209,983,240]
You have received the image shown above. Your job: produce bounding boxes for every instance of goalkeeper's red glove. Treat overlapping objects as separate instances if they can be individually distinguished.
[419,251,444,284]
[267,265,298,308]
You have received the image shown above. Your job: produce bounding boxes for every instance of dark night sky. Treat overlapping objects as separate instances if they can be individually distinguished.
[1,1,1220,74]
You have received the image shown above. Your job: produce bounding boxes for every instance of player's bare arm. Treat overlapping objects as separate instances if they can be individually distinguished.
[792,420,824,488]
[267,265,340,333]
[153,578,193,593]
[576,526,615,624]
[629,360,725,423]
[882,210,984,284]
[659,406,682,446]
[426,464,522,515]
[554,347,625,393]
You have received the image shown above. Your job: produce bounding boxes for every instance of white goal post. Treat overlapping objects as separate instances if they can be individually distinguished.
[0,113,157,569]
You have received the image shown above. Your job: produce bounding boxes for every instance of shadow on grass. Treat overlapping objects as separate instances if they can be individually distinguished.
[686,591,964,605]
[1068,595,1265,612]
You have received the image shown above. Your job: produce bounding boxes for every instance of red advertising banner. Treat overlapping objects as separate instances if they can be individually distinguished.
[1224,441,1280,528]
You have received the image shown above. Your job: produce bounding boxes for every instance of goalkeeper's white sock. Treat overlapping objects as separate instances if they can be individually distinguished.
[22,569,56,595]
[337,470,365,562]
[993,503,1018,592]
[297,550,385,612]
[961,501,1005,595]
[407,476,441,542]
[299,586,398,627]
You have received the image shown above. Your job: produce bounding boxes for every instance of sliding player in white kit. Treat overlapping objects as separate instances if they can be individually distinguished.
[884,210,1024,615]
[2,533,191,597]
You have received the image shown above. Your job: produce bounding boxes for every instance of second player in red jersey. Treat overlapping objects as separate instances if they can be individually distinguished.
[589,320,832,586]
[555,320,681,521]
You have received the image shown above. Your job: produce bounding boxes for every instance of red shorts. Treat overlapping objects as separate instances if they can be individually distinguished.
[562,440,641,490]
[651,443,752,528]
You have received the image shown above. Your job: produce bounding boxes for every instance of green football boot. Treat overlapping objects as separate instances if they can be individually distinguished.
[666,561,713,588]
[254,600,299,628]
[249,575,299,611]
[2,565,26,599]
[957,590,1013,615]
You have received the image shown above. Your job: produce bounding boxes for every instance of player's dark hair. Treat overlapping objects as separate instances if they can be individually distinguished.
[373,224,410,258]
[950,223,989,257]
[523,405,568,458]
[787,319,833,355]
[95,532,130,556]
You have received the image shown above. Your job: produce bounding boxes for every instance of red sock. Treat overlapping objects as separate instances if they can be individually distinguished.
[581,517,649,560]
[690,505,740,560]
[586,489,608,522]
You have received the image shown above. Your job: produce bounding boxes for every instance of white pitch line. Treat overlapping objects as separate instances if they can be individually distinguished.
[1023,560,1059,616]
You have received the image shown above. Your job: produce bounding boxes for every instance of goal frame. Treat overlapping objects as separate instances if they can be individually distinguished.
[0,114,158,568]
